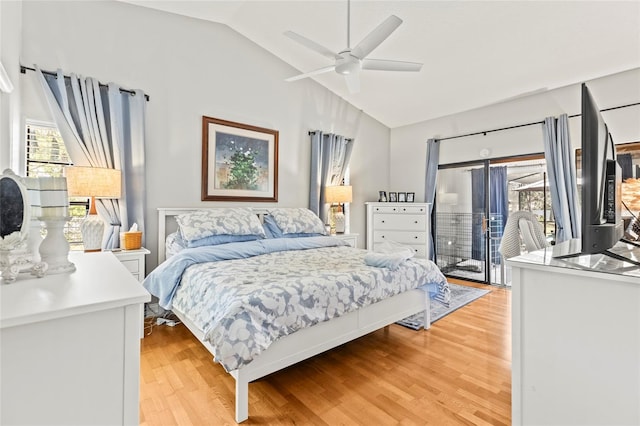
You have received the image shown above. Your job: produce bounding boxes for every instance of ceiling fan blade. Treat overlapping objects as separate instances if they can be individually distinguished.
[362,58,423,72]
[284,30,341,60]
[344,71,360,94]
[285,65,336,82]
[351,15,402,59]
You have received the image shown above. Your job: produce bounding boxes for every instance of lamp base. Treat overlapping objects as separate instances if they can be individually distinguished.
[39,217,75,274]
[334,212,346,234]
[81,213,104,252]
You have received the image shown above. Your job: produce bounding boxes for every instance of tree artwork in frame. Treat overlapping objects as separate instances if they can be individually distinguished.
[202,116,278,202]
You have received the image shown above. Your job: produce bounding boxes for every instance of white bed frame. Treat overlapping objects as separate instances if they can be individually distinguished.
[157,207,430,423]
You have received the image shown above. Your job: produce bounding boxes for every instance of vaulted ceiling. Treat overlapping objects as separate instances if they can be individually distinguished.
[120,1,640,128]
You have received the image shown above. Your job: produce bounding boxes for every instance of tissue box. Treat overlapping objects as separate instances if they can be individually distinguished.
[121,231,142,250]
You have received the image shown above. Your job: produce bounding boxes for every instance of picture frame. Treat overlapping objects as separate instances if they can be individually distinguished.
[407,192,415,203]
[388,192,397,202]
[378,190,387,202]
[398,192,406,202]
[202,116,278,202]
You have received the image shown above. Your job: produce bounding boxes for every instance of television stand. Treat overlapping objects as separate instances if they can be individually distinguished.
[621,237,640,248]
[508,241,640,425]
[553,239,640,267]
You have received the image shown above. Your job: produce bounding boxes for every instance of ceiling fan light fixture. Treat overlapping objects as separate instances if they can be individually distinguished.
[335,53,360,75]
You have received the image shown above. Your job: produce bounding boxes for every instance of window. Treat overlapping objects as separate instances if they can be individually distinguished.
[25,121,87,249]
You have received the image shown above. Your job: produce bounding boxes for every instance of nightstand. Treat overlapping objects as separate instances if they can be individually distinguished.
[332,233,359,248]
[112,247,150,338]
[112,247,150,282]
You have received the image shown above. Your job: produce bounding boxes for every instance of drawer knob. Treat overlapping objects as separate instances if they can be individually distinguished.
[414,236,418,239]
[414,220,418,224]
[381,235,385,238]
[381,220,385,223]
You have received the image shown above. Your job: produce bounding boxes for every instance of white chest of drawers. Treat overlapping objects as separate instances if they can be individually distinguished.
[0,252,150,425]
[365,202,430,259]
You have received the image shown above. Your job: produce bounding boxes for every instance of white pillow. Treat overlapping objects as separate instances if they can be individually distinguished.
[267,208,327,235]
[176,208,266,244]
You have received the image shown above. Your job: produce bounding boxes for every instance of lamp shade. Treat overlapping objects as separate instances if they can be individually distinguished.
[325,185,353,204]
[65,166,121,198]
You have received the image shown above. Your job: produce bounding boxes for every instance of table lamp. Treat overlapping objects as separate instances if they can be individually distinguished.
[325,185,352,234]
[65,166,121,252]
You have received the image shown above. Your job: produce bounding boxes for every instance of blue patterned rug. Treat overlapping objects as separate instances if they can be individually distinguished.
[396,283,490,330]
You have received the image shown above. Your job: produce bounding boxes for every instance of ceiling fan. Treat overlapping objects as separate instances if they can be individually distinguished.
[284,0,423,93]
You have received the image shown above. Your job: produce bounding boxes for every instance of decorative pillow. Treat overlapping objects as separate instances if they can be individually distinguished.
[175,208,266,244]
[263,215,324,238]
[266,208,327,235]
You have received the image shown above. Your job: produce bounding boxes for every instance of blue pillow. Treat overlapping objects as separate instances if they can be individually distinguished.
[186,233,261,248]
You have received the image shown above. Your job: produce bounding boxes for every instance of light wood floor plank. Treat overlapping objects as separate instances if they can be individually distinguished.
[140,279,511,425]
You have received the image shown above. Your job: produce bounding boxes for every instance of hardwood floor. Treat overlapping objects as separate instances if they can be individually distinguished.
[139,279,511,425]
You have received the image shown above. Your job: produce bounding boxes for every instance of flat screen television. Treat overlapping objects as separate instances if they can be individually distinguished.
[580,83,624,254]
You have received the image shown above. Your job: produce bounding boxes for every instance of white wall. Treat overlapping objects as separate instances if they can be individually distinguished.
[0,0,22,172]
[18,0,390,268]
[390,68,640,201]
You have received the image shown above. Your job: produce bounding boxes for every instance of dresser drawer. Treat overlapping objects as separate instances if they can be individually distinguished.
[372,242,427,258]
[374,214,426,230]
[373,230,426,244]
[371,205,427,214]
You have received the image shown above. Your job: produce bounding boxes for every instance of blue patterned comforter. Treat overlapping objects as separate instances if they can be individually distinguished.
[143,237,447,371]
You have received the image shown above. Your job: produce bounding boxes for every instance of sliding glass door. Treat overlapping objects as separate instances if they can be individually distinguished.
[434,155,549,285]
[434,161,498,283]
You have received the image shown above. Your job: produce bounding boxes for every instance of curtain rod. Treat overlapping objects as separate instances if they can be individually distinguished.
[308,130,353,142]
[434,101,640,142]
[20,65,150,101]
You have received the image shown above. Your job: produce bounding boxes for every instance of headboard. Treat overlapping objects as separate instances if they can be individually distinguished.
[157,207,269,264]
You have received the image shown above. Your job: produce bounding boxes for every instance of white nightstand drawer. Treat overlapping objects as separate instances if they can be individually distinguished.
[120,259,140,274]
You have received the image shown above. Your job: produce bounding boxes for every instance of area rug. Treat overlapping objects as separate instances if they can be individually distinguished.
[396,283,490,330]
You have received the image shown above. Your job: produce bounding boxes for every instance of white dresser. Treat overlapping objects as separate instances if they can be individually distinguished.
[365,202,430,258]
[508,240,640,426]
[0,251,150,425]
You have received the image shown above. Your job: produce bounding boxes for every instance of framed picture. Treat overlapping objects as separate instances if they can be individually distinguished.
[378,190,387,202]
[407,192,415,203]
[398,192,407,202]
[388,192,397,202]
[202,116,278,202]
